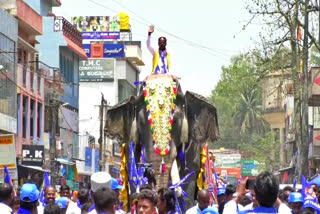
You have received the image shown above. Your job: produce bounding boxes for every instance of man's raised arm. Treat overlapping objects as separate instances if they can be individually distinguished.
[147,25,155,56]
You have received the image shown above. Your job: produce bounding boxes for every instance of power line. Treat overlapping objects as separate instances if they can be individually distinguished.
[86,0,236,59]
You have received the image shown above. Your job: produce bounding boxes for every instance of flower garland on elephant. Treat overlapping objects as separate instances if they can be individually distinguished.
[143,75,177,173]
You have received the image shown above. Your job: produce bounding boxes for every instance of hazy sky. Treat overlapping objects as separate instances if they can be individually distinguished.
[54,0,261,97]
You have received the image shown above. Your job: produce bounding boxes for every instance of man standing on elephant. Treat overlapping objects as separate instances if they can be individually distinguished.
[147,25,170,74]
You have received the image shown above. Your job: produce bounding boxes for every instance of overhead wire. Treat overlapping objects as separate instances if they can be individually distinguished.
[86,0,236,60]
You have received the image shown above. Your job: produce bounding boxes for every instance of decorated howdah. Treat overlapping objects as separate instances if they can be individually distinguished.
[105,73,219,210]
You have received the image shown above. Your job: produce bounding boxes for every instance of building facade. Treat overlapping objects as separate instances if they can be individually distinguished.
[78,40,143,180]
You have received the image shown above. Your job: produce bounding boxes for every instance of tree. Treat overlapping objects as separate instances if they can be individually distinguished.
[210,52,279,171]
[244,0,320,180]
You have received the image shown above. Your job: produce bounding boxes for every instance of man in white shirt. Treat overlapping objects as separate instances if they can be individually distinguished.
[186,189,218,214]
[88,172,112,214]
[0,183,14,214]
[147,25,170,75]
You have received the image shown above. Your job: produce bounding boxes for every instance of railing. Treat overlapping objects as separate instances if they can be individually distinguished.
[54,16,83,48]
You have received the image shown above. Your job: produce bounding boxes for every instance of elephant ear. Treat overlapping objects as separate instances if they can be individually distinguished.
[185,91,219,145]
[105,96,136,142]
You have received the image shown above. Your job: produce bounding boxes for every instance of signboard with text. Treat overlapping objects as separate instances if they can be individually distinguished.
[79,59,114,82]
[0,135,16,168]
[83,44,125,58]
[22,145,44,167]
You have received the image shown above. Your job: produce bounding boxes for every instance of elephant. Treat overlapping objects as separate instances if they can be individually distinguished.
[105,74,219,210]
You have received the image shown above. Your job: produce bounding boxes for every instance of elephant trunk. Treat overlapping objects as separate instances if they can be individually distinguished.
[149,154,173,189]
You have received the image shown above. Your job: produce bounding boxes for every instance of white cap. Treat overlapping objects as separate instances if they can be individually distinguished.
[91,172,112,192]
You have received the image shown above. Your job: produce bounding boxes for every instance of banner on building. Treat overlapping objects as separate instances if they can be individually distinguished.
[82,32,120,40]
[85,147,92,167]
[103,44,125,58]
[83,44,125,58]
[72,14,130,39]
[59,107,79,132]
[0,135,16,169]
[79,59,115,82]
[95,150,100,172]
[22,145,44,167]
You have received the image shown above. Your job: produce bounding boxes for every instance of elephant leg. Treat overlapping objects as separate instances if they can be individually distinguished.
[181,140,201,211]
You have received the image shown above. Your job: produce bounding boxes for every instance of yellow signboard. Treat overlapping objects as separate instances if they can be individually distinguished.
[0,135,16,168]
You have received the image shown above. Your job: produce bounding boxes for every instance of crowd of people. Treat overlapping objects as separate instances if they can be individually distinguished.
[0,171,319,214]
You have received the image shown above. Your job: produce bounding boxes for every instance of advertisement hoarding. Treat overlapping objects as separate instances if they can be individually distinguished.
[71,14,129,40]
[0,135,16,168]
[22,145,44,167]
[79,58,114,82]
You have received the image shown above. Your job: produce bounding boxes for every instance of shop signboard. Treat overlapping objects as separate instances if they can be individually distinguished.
[214,153,241,168]
[0,135,16,169]
[103,44,125,58]
[79,59,114,82]
[22,145,44,167]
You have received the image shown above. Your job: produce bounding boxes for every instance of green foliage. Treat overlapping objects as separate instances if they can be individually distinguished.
[209,51,282,171]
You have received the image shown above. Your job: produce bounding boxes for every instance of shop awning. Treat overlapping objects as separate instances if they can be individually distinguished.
[18,164,50,172]
[63,36,88,60]
[56,158,75,166]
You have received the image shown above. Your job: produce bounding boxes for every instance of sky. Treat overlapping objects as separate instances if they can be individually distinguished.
[53,0,262,97]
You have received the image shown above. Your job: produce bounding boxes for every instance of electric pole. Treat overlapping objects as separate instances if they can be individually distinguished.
[50,99,57,185]
[99,93,106,171]
[299,0,310,179]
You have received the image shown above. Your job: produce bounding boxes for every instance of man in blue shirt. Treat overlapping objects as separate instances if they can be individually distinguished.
[238,171,279,214]
[17,183,40,214]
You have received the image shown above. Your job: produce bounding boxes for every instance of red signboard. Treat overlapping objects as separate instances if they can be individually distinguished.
[215,168,241,179]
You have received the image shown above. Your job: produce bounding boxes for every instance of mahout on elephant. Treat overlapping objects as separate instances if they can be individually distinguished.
[105,73,219,210]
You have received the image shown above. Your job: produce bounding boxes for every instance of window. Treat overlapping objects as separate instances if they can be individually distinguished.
[30,99,35,138]
[37,103,42,139]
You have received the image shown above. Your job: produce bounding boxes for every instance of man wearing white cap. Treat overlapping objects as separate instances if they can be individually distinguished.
[88,171,112,214]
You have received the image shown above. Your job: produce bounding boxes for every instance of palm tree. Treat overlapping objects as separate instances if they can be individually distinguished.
[234,88,267,135]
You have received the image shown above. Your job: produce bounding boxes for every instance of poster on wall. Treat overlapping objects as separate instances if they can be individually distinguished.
[79,58,114,82]
[72,14,130,40]
[0,135,16,168]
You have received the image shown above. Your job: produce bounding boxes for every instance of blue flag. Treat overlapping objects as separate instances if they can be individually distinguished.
[40,172,50,203]
[293,177,297,190]
[4,165,12,185]
[309,175,320,186]
[128,142,140,188]
[301,175,320,213]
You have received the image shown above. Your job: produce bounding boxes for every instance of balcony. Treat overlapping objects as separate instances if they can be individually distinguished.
[17,0,42,37]
[54,16,87,60]
[125,44,144,66]
[309,67,320,106]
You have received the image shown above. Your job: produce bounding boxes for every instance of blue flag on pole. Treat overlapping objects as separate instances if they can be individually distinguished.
[39,172,50,203]
[128,142,140,188]
[301,175,320,213]
[309,175,320,186]
[293,177,297,190]
[4,165,12,185]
